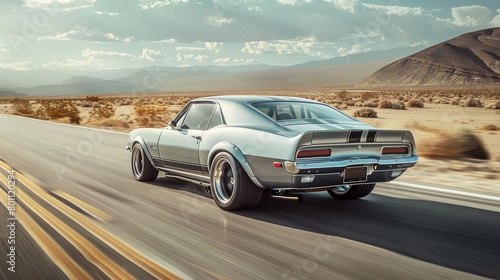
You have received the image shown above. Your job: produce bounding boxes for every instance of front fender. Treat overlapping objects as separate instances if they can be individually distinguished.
[129,136,156,168]
[207,142,265,189]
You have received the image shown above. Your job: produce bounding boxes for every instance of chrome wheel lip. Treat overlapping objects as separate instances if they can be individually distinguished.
[330,185,351,195]
[213,158,235,205]
[132,145,144,178]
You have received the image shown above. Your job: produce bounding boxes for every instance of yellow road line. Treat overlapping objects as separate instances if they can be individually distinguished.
[0,160,181,279]
[52,190,113,222]
[0,174,134,280]
[0,181,92,279]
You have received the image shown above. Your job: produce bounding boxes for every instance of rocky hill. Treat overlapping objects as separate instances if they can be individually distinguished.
[360,28,500,87]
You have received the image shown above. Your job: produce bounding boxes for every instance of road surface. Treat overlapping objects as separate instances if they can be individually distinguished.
[1,114,500,279]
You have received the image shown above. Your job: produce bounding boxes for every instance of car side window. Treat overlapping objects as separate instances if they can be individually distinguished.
[207,106,224,129]
[180,103,216,130]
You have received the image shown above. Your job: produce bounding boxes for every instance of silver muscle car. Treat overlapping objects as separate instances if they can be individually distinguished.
[127,95,418,210]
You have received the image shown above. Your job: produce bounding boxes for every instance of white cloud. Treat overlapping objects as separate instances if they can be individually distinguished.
[336,44,370,56]
[176,53,208,62]
[139,0,188,10]
[205,42,224,53]
[175,46,205,51]
[0,44,8,53]
[452,5,492,27]
[0,61,38,71]
[248,6,262,12]
[95,11,119,16]
[43,27,134,42]
[82,48,134,59]
[205,15,234,28]
[363,4,423,16]
[241,37,326,57]
[159,38,177,43]
[23,0,96,10]
[42,58,101,69]
[139,49,168,61]
[491,9,500,26]
[324,0,359,14]
[276,0,311,6]
[213,57,261,65]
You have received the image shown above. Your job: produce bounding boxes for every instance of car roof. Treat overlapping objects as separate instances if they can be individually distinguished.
[193,95,319,104]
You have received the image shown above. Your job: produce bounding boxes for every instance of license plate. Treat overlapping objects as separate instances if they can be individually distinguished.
[343,167,368,183]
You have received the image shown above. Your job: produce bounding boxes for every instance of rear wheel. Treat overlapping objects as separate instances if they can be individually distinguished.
[327,184,375,200]
[131,143,159,181]
[210,152,263,210]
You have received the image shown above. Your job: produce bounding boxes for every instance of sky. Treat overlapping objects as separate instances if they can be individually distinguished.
[0,0,498,72]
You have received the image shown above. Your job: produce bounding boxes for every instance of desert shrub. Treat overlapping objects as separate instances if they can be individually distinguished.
[134,103,169,127]
[484,101,500,109]
[392,101,406,110]
[480,124,497,131]
[345,100,356,106]
[406,99,424,108]
[363,100,378,108]
[88,103,115,122]
[11,98,34,117]
[461,98,482,107]
[419,129,490,160]
[333,103,348,110]
[378,99,406,110]
[353,108,377,118]
[42,100,81,124]
[85,95,100,102]
[336,90,348,101]
[87,118,130,129]
[360,92,377,101]
[378,99,393,109]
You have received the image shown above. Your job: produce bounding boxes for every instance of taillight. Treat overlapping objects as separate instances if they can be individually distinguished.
[382,146,408,155]
[297,148,331,158]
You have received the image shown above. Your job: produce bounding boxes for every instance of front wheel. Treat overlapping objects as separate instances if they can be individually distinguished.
[131,143,159,181]
[210,152,263,211]
[327,184,375,200]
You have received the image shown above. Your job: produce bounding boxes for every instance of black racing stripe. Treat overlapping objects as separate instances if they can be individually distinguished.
[349,130,363,143]
[367,130,377,142]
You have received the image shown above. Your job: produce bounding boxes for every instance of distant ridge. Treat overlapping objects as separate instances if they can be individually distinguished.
[0,90,26,97]
[360,28,500,87]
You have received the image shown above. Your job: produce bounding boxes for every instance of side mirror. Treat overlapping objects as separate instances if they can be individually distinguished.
[169,120,177,128]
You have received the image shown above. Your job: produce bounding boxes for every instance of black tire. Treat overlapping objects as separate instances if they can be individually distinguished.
[327,184,375,200]
[210,152,263,210]
[131,143,159,181]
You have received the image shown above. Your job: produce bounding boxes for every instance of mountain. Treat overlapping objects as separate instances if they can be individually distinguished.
[360,28,500,87]
[0,90,26,97]
[7,46,422,95]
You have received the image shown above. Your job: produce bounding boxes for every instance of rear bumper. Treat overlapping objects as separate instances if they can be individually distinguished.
[286,156,418,188]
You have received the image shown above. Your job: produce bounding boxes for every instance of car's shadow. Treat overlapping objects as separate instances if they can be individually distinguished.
[151,177,500,278]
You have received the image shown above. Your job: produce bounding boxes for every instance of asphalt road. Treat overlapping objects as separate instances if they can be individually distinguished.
[1,114,500,279]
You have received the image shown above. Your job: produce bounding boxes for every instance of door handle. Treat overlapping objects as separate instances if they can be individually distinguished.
[191,135,202,141]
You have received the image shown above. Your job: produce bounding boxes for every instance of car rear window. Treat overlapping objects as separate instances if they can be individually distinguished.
[251,101,355,123]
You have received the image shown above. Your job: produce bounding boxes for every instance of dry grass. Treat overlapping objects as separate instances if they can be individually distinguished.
[419,129,490,160]
[88,103,115,122]
[86,118,130,129]
[353,108,378,118]
[406,99,425,108]
[378,99,406,110]
[480,124,497,131]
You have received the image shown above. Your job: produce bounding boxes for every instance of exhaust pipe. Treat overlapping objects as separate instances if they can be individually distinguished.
[271,193,303,202]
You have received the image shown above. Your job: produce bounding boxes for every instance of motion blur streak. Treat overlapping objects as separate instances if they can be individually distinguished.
[0,178,92,279]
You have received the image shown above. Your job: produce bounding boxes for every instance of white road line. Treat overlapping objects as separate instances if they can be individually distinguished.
[388,181,500,203]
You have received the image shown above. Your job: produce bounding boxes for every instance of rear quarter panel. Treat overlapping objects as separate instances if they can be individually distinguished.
[200,126,301,188]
